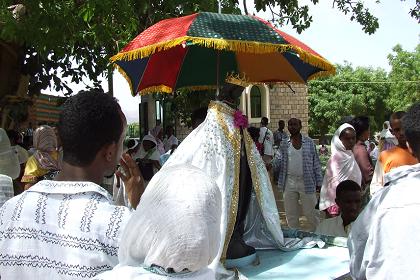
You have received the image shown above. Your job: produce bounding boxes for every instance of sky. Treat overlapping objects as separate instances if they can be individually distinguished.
[48,0,420,123]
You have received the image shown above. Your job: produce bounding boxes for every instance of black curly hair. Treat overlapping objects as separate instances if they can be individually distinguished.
[336,180,361,200]
[58,90,126,166]
[350,116,370,140]
[402,102,420,159]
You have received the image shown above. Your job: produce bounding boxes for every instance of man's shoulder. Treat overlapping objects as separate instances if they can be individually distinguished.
[302,135,314,143]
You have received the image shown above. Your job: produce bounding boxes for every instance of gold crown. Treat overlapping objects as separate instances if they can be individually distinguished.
[225,72,250,87]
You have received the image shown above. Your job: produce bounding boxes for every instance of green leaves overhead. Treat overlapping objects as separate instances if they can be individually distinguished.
[308,45,420,138]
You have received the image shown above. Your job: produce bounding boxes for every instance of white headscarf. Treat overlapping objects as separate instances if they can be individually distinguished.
[134,135,161,161]
[319,123,362,211]
[33,125,60,170]
[94,164,222,280]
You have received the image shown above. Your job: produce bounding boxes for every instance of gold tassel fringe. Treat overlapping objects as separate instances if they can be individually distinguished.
[110,36,336,75]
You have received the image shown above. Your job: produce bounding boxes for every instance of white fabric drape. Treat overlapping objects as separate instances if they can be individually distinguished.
[93,165,222,280]
[319,123,362,211]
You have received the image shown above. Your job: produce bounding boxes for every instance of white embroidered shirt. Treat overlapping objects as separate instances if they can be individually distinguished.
[0,180,132,279]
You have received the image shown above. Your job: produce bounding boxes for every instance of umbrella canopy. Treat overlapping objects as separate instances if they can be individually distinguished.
[112,12,335,96]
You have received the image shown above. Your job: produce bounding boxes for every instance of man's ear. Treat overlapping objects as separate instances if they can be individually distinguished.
[103,142,117,162]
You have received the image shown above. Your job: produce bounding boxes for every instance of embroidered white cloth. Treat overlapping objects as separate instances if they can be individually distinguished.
[160,101,321,279]
[315,215,351,237]
[319,124,362,211]
[93,164,222,280]
[0,180,132,280]
[348,163,420,280]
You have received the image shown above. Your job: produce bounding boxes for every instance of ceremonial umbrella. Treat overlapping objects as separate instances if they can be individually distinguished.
[112,12,335,96]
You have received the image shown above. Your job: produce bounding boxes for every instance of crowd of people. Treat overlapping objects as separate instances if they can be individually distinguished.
[0,86,419,279]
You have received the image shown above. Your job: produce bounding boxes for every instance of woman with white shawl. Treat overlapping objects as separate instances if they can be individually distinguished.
[319,123,362,216]
[93,164,222,280]
[149,126,165,155]
[379,120,397,152]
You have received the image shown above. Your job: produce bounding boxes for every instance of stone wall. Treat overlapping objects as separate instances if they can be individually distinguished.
[174,83,309,141]
[266,83,309,135]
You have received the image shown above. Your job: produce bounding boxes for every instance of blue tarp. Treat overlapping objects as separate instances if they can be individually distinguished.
[239,246,350,280]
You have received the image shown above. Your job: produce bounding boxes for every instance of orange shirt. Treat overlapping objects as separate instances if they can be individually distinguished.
[379,146,418,173]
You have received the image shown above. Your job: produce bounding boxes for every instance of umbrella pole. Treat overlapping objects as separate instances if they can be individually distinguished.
[217,0,221,96]
[216,50,220,96]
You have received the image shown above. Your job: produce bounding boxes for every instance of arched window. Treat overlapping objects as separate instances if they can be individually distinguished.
[250,86,262,118]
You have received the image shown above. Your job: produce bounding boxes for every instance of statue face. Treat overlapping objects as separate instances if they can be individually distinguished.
[219,83,245,108]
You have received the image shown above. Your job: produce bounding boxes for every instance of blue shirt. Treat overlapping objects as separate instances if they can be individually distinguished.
[273,135,323,193]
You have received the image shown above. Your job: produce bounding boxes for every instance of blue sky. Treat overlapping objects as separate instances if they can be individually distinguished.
[49,1,420,122]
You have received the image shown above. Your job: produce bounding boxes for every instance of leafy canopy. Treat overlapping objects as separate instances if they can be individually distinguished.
[1,0,418,96]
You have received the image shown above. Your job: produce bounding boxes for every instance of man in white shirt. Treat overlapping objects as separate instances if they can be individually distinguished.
[348,102,420,280]
[316,180,362,237]
[0,90,145,279]
[259,117,274,165]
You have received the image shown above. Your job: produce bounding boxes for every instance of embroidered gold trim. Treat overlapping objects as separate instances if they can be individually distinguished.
[208,100,236,117]
[210,101,241,261]
[243,130,280,225]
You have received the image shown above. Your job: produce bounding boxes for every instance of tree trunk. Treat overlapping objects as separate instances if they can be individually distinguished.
[108,66,114,97]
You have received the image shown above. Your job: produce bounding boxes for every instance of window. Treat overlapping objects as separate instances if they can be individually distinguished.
[238,84,269,124]
[250,86,262,118]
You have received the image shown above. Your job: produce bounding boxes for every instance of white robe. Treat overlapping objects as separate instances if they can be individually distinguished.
[348,163,420,280]
[162,101,294,278]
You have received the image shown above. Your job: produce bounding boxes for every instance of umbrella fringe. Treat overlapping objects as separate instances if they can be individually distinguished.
[308,70,337,81]
[181,85,217,92]
[111,36,335,74]
[139,85,173,95]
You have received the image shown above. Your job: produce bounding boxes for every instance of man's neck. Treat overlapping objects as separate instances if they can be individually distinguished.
[55,162,104,185]
[290,133,302,141]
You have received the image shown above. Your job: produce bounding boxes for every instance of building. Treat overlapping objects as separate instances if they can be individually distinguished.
[26,93,65,127]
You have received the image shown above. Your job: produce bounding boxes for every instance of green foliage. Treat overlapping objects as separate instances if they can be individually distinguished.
[0,0,239,96]
[127,122,140,138]
[386,44,420,111]
[309,44,420,138]
[254,0,418,34]
[1,1,139,95]
[156,89,216,128]
[0,0,418,98]
[308,63,391,137]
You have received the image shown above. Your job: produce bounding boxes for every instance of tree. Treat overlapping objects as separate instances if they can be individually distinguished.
[1,0,417,97]
[248,0,419,34]
[387,44,420,111]
[308,63,390,138]
[127,122,140,138]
